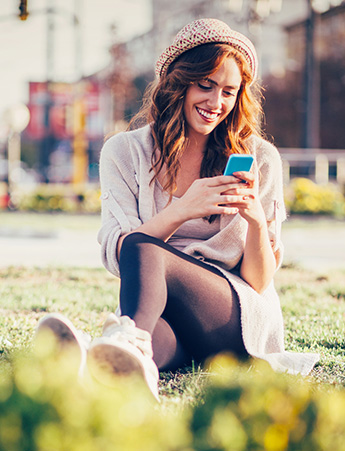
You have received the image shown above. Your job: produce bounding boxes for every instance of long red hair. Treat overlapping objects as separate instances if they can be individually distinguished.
[130,42,263,196]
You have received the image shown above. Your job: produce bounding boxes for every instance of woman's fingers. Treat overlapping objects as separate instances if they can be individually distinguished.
[190,174,254,195]
[205,175,242,186]
[232,171,255,185]
[218,206,239,215]
[199,172,254,187]
[218,193,255,205]
[178,174,258,220]
[219,194,246,204]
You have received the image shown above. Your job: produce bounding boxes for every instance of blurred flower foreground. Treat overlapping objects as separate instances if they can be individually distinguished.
[1,342,345,451]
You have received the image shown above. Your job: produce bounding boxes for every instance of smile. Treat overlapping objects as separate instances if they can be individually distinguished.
[196,107,220,121]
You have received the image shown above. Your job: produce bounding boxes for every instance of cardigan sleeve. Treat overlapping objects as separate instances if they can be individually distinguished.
[255,139,287,269]
[97,132,143,277]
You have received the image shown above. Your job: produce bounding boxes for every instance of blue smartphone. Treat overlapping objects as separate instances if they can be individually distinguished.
[223,154,254,177]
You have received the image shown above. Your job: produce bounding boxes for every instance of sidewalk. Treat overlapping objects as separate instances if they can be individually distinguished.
[1,215,344,272]
[0,228,102,268]
[282,221,345,271]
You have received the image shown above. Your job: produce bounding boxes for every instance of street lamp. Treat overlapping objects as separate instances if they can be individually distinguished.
[2,104,30,191]
[35,0,85,183]
[302,0,341,148]
[19,0,29,21]
[302,0,319,149]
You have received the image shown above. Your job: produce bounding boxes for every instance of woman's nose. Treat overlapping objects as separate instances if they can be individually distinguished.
[207,89,222,110]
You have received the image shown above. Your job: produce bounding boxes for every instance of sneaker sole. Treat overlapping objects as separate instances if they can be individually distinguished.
[35,314,86,378]
[36,315,80,350]
[87,342,146,387]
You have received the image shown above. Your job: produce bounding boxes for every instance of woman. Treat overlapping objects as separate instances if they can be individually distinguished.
[36,19,319,401]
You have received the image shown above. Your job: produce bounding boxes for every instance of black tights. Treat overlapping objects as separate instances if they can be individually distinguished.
[119,232,247,371]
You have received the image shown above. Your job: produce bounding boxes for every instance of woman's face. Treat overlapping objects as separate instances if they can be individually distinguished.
[183,56,242,140]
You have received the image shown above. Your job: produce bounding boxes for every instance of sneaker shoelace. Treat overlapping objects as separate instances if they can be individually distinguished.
[102,316,153,358]
[78,330,92,349]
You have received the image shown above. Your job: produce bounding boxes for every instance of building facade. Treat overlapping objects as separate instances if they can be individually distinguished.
[264,2,345,149]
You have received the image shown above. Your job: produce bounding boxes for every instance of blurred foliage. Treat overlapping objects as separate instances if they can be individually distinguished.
[0,336,189,451]
[3,184,101,214]
[189,355,345,451]
[1,178,345,217]
[285,178,345,217]
[2,351,345,450]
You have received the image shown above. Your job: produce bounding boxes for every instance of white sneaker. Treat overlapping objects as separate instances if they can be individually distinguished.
[35,313,91,379]
[87,314,160,402]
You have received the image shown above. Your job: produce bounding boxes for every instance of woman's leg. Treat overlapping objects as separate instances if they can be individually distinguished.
[119,232,247,370]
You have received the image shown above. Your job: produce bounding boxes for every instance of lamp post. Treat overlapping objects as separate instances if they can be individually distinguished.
[3,104,30,192]
[302,0,337,149]
[1,2,86,185]
[36,0,85,183]
[302,0,320,149]
[18,0,29,20]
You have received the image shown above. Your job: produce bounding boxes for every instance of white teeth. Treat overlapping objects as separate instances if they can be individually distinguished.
[196,107,219,120]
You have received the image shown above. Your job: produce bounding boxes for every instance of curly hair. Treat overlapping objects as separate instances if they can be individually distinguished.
[129,42,263,197]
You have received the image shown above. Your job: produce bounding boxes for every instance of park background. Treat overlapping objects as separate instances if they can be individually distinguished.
[1,1,345,450]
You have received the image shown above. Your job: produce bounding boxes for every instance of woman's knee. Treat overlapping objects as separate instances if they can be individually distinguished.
[120,232,149,257]
[121,232,163,250]
[119,232,165,267]
[120,232,169,258]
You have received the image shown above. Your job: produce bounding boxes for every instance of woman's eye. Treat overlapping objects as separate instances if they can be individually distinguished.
[197,82,211,90]
[223,90,235,97]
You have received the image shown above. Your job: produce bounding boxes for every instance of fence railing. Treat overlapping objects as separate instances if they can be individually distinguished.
[279,148,345,185]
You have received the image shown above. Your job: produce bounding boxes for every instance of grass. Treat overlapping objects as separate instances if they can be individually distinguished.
[276,264,345,386]
[1,211,345,406]
[1,263,345,406]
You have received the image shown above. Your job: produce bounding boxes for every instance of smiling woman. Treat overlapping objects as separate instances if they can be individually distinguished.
[35,18,319,402]
[183,57,242,144]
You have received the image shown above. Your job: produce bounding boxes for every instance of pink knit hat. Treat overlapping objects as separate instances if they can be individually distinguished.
[155,18,258,81]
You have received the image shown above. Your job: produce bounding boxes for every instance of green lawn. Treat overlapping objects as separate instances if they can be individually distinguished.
[1,211,345,401]
[1,263,345,402]
[1,213,345,449]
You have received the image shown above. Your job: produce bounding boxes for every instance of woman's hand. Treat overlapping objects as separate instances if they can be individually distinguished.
[221,171,277,293]
[175,175,245,222]
[220,171,266,227]
[117,174,240,257]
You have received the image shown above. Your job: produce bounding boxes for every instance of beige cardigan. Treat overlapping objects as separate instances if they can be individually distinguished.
[98,125,319,376]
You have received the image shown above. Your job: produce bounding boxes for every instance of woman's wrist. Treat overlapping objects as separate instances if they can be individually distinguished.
[245,210,267,230]
[162,201,188,229]
[171,198,191,224]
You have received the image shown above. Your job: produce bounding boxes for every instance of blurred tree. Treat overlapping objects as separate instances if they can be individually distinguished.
[124,72,154,124]
[107,43,137,130]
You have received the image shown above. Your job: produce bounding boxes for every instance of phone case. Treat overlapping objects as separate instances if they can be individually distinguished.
[223,154,254,176]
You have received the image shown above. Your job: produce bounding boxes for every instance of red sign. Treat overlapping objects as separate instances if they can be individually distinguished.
[26,81,103,140]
